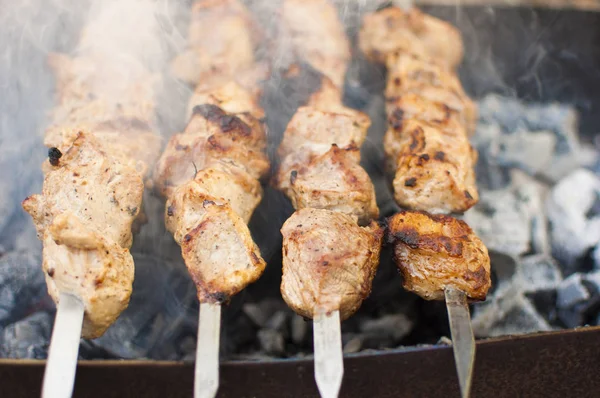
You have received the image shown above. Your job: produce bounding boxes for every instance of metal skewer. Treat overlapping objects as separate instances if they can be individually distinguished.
[194,302,221,398]
[313,309,344,398]
[42,293,85,398]
[445,287,476,398]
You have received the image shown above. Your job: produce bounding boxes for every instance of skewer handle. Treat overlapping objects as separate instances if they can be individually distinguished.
[313,310,343,398]
[445,287,475,398]
[195,303,221,398]
[42,293,85,398]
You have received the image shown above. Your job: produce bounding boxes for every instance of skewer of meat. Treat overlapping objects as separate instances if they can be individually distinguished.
[359,6,491,397]
[276,2,382,396]
[153,1,269,397]
[21,20,162,398]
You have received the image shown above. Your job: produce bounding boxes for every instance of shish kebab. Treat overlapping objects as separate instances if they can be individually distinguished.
[21,27,162,398]
[276,1,382,397]
[153,1,269,397]
[359,6,491,397]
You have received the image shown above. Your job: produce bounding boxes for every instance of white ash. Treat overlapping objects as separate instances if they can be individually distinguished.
[0,251,49,327]
[0,312,52,359]
[546,169,600,269]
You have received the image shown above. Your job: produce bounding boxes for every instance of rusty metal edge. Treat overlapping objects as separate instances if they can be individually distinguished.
[2,326,600,397]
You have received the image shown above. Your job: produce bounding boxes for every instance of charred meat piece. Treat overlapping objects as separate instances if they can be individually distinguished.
[281,208,383,320]
[165,182,266,303]
[153,101,269,197]
[280,0,351,88]
[359,6,464,70]
[387,211,491,301]
[384,118,478,214]
[22,132,141,338]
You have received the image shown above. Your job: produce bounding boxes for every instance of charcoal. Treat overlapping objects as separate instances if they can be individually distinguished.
[546,169,600,269]
[516,255,562,293]
[487,298,553,336]
[290,314,309,345]
[257,329,285,356]
[266,311,288,334]
[342,335,362,354]
[242,303,269,328]
[557,273,590,309]
[463,188,532,257]
[0,312,52,359]
[477,95,598,182]
[0,250,49,327]
[594,245,600,270]
[87,253,197,359]
[471,124,512,190]
[359,314,413,343]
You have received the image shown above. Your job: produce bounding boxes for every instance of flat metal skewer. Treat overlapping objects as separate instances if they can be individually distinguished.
[42,293,85,398]
[313,309,343,398]
[445,287,476,398]
[195,302,221,398]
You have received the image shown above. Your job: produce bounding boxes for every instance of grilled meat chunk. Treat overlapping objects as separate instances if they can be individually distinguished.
[384,118,478,214]
[22,132,141,338]
[170,0,261,86]
[281,208,383,320]
[280,0,351,88]
[359,6,464,70]
[387,211,491,301]
[277,145,378,224]
[187,80,265,121]
[385,52,477,135]
[154,106,269,197]
[165,182,266,303]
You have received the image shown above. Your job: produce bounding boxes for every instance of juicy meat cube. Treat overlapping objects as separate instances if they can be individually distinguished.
[22,132,141,338]
[23,132,144,249]
[165,181,266,303]
[277,106,369,160]
[387,210,491,301]
[277,144,378,224]
[359,6,464,70]
[385,52,477,135]
[186,80,265,121]
[281,208,383,320]
[280,0,350,88]
[41,213,134,339]
[170,0,260,86]
[153,104,269,197]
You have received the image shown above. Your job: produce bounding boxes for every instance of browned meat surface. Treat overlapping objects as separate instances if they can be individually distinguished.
[280,0,350,88]
[384,118,478,214]
[45,53,162,179]
[22,132,141,338]
[154,101,269,198]
[385,53,477,135]
[165,182,266,303]
[275,80,377,223]
[387,211,491,301]
[281,208,383,320]
[277,145,378,225]
[359,6,463,70]
[170,0,261,86]
[157,0,270,304]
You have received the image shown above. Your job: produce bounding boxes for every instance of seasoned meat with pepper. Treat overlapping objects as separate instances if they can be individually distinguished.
[165,181,266,303]
[154,101,269,197]
[187,80,265,121]
[22,132,141,338]
[281,208,383,320]
[277,144,378,224]
[387,211,491,301]
[359,6,464,70]
[385,52,477,135]
[280,0,351,88]
[170,0,261,86]
[384,118,478,214]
